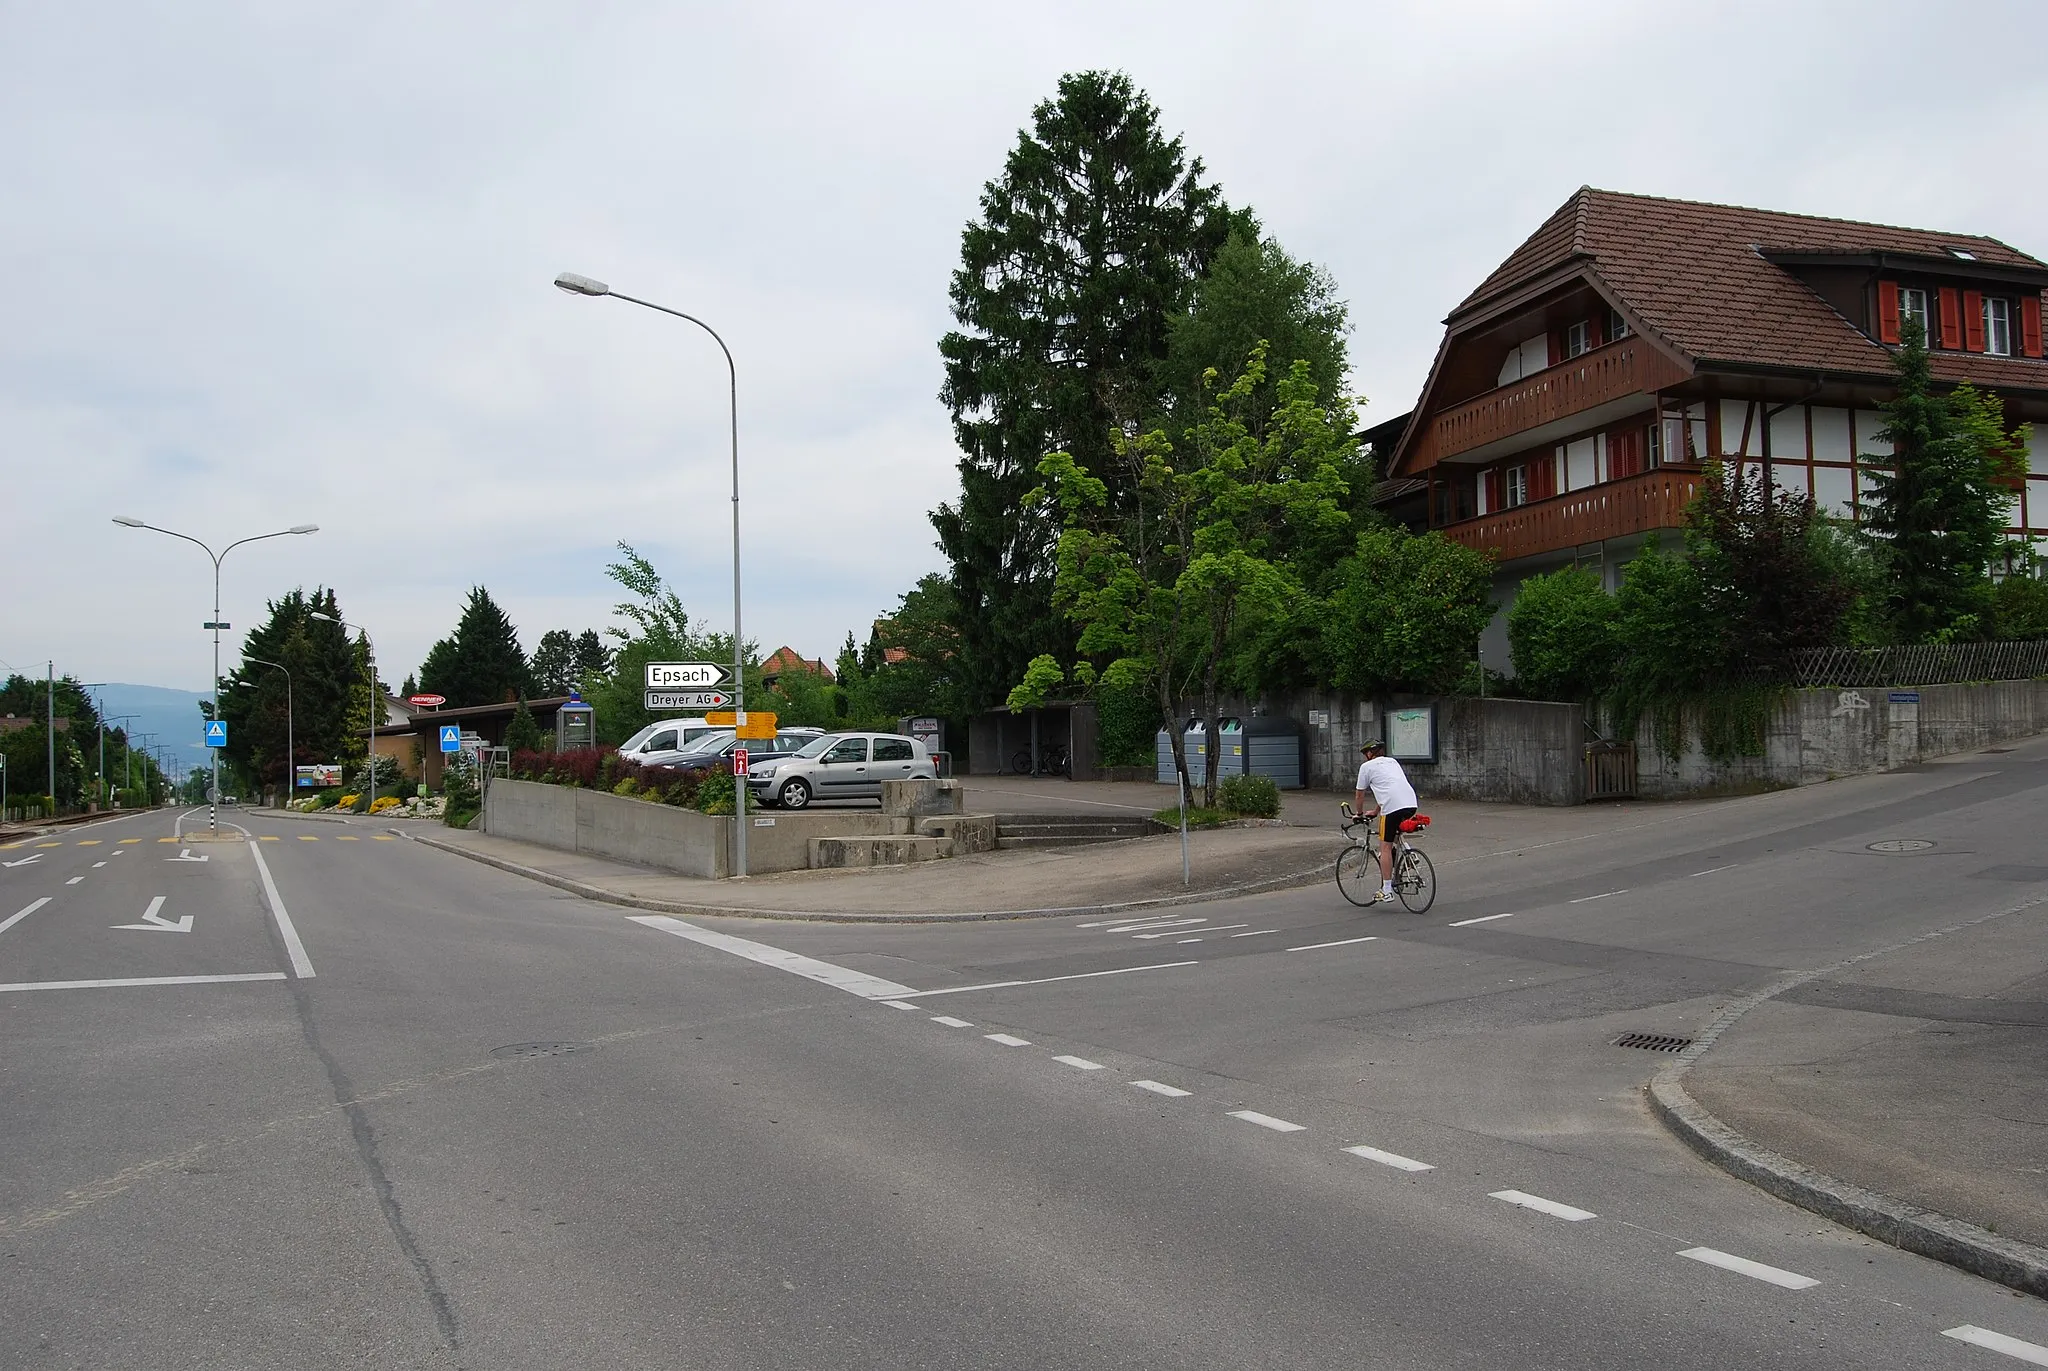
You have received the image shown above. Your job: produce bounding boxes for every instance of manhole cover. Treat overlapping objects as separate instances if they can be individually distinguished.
[1612,1032,1694,1053]
[1867,839,1935,853]
[489,1042,594,1060]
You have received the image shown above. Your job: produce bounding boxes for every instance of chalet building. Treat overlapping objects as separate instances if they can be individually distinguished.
[760,646,834,689]
[1382,188,2048,672]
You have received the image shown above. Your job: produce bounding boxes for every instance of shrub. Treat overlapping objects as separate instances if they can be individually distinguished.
[1993,568,2048,641]
[1096,658,1160,767]
[368,795,401,814]
[1217,773,1280,818]
[337,793,359,809]
[1507,566,1617,701]
[1319,527,1495,695]
[694,772,737,815]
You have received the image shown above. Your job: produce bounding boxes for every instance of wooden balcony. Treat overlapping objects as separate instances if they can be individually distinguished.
[1426,337,1690,464]
[1439,467,1702,564]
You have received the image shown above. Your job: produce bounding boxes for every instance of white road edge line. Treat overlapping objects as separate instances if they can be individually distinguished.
[1489,1189,1597,1221]
[1943,1326,2048,1365]
[1449,912,1515,926]
[1131,1080,1191,1097]
[930,1016,974,1028]
[1287,936,1378,953]
[1569,889,1628,903]
[1054,1055,1105,1070]
[1343,1144,1435,1172]
[0,973,287,994]
[890,960,1197,1000]
[0,897,52,937]
[1677,1247,1818,1290]
[248,838,316,979]
[984,1033,1031,1047]
[1229,1110,1306,1133]
[629,915,917,1000]
[1689,863,1740,877]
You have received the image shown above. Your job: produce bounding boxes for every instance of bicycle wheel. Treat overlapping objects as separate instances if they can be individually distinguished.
[1336,844,1380,907]
[1395,847,1436,915]
[1011,749,1034,775]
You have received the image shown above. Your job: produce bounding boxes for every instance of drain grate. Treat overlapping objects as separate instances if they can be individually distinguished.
[1612,1032,1694,1053]
[489,1041,594,1060]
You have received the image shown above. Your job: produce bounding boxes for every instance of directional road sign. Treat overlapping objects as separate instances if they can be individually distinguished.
[707,710,780,739]
[645,662,733,690]
[732,748,749,776]
[204,721,227,749]
[645,689,733,711]
[439,725,462,754]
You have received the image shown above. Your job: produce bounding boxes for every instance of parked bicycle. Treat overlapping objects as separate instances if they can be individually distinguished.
[1336,801,1436,912]
[1011,744,1071,777]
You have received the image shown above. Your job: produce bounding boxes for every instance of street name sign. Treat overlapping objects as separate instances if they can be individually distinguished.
[645,689,733,711]
[645,662,733,689]
[204,721,227,749]
[439,725,462,753]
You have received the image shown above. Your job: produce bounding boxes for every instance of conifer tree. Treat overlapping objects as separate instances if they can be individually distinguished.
[419,587,531,707]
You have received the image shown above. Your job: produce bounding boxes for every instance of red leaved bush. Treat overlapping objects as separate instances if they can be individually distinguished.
[510,746,705,807]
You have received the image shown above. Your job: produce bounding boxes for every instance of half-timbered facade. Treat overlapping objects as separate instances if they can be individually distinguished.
[1383,189,2048,671]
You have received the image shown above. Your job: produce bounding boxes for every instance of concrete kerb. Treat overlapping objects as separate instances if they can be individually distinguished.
[406,830,1337,924]
[1648,890,2048,1300]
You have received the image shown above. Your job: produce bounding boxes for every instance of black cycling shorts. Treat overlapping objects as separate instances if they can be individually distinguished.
[1380,807,1417,842]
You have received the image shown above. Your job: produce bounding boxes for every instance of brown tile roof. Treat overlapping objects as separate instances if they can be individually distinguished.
[762,646,834,682]
[1457,188,2048,383]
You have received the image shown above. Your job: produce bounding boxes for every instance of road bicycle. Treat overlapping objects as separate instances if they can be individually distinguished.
[1011,743,1071,777]
[1336,802,1436,913]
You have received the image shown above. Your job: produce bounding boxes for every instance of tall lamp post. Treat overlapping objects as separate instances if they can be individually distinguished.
[112,518,318,832]
[553,270,753,876]
[245,658,294,807]
[310,613,380,813]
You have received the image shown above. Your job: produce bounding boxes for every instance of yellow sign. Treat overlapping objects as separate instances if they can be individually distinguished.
[706,709,779,739]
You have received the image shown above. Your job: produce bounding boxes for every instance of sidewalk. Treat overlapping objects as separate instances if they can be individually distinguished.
[1658,894,2048,1295]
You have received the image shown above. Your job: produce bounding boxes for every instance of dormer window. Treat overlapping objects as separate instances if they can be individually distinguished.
[1562,321,1590,359]
[1985,296,2012,356]
[1899,287,1929,338]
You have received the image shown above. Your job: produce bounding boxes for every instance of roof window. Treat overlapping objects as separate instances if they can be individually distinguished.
[1947,247,1978,260]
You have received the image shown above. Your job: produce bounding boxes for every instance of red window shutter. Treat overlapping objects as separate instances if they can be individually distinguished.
[1877,281,1901,343]
[1587,315,1604,349]
[2023,294,2044,358]
[1485,469,1503,512]
[1939,288,1963,349]
[1532,456,1554,501]
[1963,290,1986,352]
[1546,331,1561,367]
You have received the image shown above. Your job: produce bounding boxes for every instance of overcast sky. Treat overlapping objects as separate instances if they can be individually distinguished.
[6,1,2044,706]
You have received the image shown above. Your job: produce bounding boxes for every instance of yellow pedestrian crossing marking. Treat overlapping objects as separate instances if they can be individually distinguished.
[76,840,100,846]
[37,843,61,848]
[158,837,178,843]
[119,838,141,844]
[336,835,359,842]
[259,835,280,841]
[298,835,319,841]
[373,835,396,841]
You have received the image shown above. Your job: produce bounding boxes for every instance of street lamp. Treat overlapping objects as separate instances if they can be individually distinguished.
[553,270,754,876]
[244,658,294,807]
[113,517,318,832]
[309,612,380,813]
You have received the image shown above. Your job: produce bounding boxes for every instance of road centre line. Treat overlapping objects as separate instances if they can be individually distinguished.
[629,915,918,1000]
[92,862,105,868]
[1677,1247,1818,1290]
[1287,936,1378,953]
[1054,1055,1105,1070]
[1343,1144,1435,1172]
[1131,1080,1191,1097]
[1569,890,1628,903]
[931,1016,973,1028]
[1,972,287,994]
[984,1033,1031,1047]
[249,840,316,979]
[1230,1110,1306,1133]
[0,898,52,937]
[889,961,1198,1000]
[1943,1326,2048,1365]
[1230,929,1278,937]
[1689,864,1740,877]
[1490,1190,1596,1221]
[65,877,82,885]
[1449,912,1516,926]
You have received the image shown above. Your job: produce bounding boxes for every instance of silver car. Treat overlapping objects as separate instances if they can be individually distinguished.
[747,732,936,809]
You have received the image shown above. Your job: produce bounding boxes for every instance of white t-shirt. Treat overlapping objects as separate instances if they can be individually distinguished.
[1356,756,1418,813]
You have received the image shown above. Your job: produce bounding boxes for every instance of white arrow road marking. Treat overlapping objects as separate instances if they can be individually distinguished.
[167,848,209,863]
[1,852,43,868]
[114,895,193,933]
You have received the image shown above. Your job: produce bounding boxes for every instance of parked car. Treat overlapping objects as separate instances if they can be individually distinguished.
[645,728,824,782]
[747,732,936,809]
[617,718,723,766]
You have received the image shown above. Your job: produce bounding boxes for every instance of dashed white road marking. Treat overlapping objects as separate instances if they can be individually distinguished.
[1229,1110,1306,1133]
[1689,864,1740,877]
[1569,890,1627,903]
[0,897,52,937]
[1102,917,1205,935]
[1135,923,1246,939]
[1054,1055,1104,1070]
[65,876,83,885]
[1177,938,1202,943]
[629,915,915,1000]
[92,862,106,868]
[1287,936,1377,953]
[891,960,1196,1000]
[1230,929,1278,938]
[1131,1080,1191,1097]
[1677,1247,1818,1290]
[1490,1190,1596,1221]
[0,972,287,994]
[881,1000,918,1010]
[1943,1326,2048,1365]
[1344,1144,1434,1172]
[930,1015,973,1028]
[984,1033,1032,1047]
[1449,912,1515,926]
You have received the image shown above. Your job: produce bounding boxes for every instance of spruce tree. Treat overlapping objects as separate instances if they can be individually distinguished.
[934,70,1240,710]
[529,630,578,695]
[419,587,531,707]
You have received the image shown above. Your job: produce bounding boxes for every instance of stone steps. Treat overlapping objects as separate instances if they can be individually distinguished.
[994,814,1168,849]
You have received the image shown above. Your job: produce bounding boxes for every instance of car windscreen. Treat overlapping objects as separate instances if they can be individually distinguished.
[792,734,841,758]
[678,730,735,755]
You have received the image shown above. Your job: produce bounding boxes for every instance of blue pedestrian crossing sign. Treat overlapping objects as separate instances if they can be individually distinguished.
[439,725,462,753]
[204,721,227,749]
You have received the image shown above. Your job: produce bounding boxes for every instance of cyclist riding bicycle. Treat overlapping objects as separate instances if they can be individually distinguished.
[1352,739,1418,904]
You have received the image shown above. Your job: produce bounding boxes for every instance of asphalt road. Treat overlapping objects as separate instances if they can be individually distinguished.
[5,746,2048,1369]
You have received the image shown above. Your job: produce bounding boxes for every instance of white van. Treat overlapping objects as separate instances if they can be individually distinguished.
[615,718,722,763]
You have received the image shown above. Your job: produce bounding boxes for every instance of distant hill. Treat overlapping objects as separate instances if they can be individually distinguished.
[83,683,212,775]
